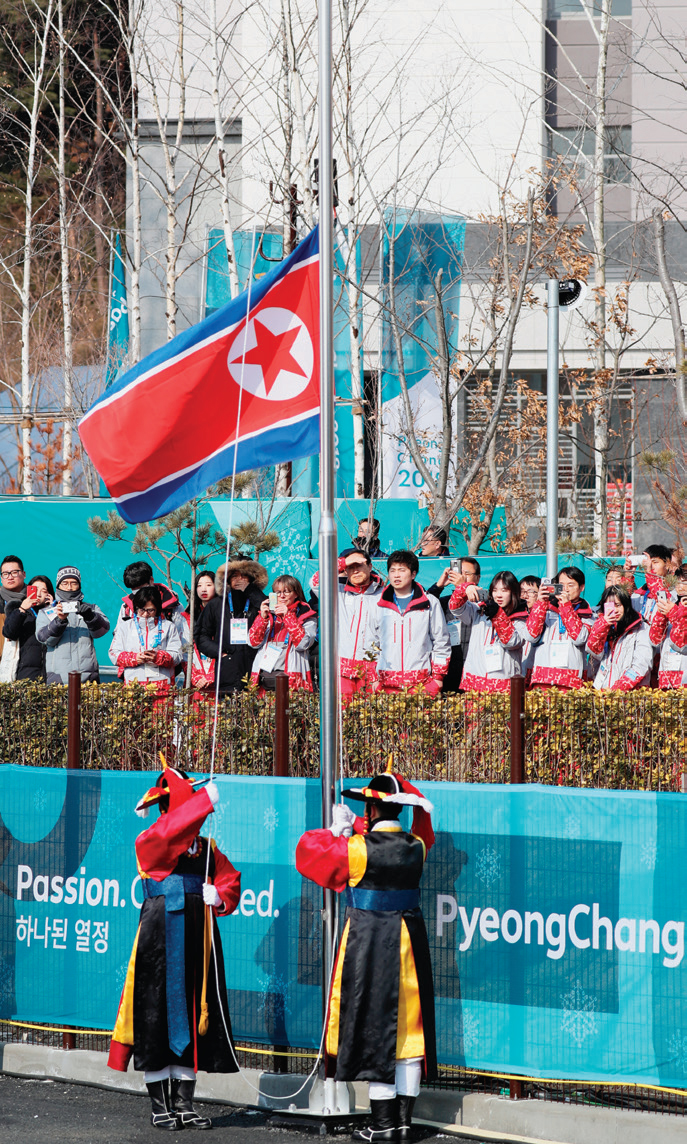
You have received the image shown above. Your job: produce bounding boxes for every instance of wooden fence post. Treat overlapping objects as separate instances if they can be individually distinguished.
[510,675,525,785]
[274,675,290,778]
[67,671,81,772]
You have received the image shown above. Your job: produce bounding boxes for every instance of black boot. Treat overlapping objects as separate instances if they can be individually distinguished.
[352,1097,399,1142]
[397,1095,416,1142]
[170,1079,213,1130]
[146,1079,180,1131]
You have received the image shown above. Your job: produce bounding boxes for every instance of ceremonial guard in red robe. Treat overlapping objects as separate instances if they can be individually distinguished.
[108,763,241,1130]
[296,770,436,1143]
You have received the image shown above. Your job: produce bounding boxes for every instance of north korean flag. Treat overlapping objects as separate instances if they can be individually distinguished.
[79,227,320,523]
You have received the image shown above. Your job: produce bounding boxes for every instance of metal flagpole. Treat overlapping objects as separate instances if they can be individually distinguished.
[546,278,560,579]
[317,0,338,1004]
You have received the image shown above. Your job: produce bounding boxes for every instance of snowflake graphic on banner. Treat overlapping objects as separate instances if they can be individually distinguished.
[263,807,279,833]
[96,810,129,852]
[640,841,657,871]
[668,1032,687,1075]
[455,1009,479,1053]
[267,519,310,577]
[560,980,598,1046]
[115,962,130,992]
[475,846,502,886]
[33,789,48,813]
[256,972,292,1018]
[0,955,13,1006]
[562,816,581,840]
[212,800,228,835]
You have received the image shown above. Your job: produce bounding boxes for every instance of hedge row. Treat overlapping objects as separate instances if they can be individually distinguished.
[0,682,685,790]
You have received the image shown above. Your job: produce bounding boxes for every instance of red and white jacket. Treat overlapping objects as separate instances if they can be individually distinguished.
[312,569,384,681]
[649,602,687,688]
[448,584,529,693]
[587,615,653,690]
[248,601,318,691]
[181,609,215,689]
[526,597,594,689]
[632,572,674,628]
[366,582,451,693]
[108,615,183,685]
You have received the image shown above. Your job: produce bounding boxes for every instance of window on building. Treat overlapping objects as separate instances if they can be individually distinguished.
[548,0,631,17]
[547,125,631,184]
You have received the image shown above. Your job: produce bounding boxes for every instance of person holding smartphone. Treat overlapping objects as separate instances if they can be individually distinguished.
[1,575,54,681]
[586,586,653,690]
[526,567,594,689]
[628,545,673,626]
[248,575,317,694]
[196,559,268,694]
[36,566,110,684]
[109,586,183,688]
[448,569,529,692]
[648,565,687,689]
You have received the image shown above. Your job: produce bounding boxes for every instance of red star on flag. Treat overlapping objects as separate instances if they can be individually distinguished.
[240,318,307,396]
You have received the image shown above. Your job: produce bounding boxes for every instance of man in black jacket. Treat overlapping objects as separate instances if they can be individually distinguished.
[196,559,267,692]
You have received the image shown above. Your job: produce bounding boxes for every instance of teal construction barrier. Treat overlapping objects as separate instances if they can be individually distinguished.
[2,766,687,1089]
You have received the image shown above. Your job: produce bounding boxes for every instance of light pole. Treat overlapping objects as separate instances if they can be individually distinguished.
[546,280,559,580]
[546,278,587,579]
[317,0,338,1010]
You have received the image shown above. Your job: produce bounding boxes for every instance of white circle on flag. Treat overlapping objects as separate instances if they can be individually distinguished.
[227,307,314,402]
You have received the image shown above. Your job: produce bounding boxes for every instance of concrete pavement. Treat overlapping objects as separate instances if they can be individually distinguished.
[0,1074,448,1144]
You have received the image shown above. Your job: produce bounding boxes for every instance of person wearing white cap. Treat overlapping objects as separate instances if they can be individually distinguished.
[35,566,109,683]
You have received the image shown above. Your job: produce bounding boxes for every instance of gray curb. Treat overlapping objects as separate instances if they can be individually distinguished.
[2,1042,686,1144]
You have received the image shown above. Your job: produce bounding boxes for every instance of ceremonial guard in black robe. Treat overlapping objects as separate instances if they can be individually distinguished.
[296,769,436,1143]
[109,763,240,1130]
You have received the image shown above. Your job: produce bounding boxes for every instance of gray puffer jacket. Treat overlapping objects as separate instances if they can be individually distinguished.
[36,601,110,684]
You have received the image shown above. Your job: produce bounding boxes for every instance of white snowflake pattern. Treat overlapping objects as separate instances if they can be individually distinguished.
[456,1010,479,1053]
[562,816,581,840]
[560,980,598,1046]
[256,972,291,1018]
[96,812,129,852]
[0,956,14,1005]
[211,801,228,840]
[668,1032,687,1075]
[475,847,502,886]
[640,841,657,871]
[263,807,279,833]
[33,789,48,813]
[114,962,130,992]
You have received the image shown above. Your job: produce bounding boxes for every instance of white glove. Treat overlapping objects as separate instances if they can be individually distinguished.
[205,781,219,808]
[203,883,221,908]
[331,803,356,838]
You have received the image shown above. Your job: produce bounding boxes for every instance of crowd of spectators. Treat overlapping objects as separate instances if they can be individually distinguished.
[0,529,684,700]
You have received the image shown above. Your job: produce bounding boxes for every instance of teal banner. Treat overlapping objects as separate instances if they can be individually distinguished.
[2,770,687,1088]
[0,769,322,1046]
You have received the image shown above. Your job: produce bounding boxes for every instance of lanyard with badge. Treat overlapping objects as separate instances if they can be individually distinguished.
[261,605,294,672]
[228,590,250,645]
[550,603,570,667]
[134,614,162,649]
[484,626,503,674]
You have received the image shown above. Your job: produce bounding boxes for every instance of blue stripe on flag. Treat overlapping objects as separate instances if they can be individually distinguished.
[113,413,321,523]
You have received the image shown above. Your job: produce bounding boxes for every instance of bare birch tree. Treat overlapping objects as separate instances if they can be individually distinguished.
[55,0,75,494]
